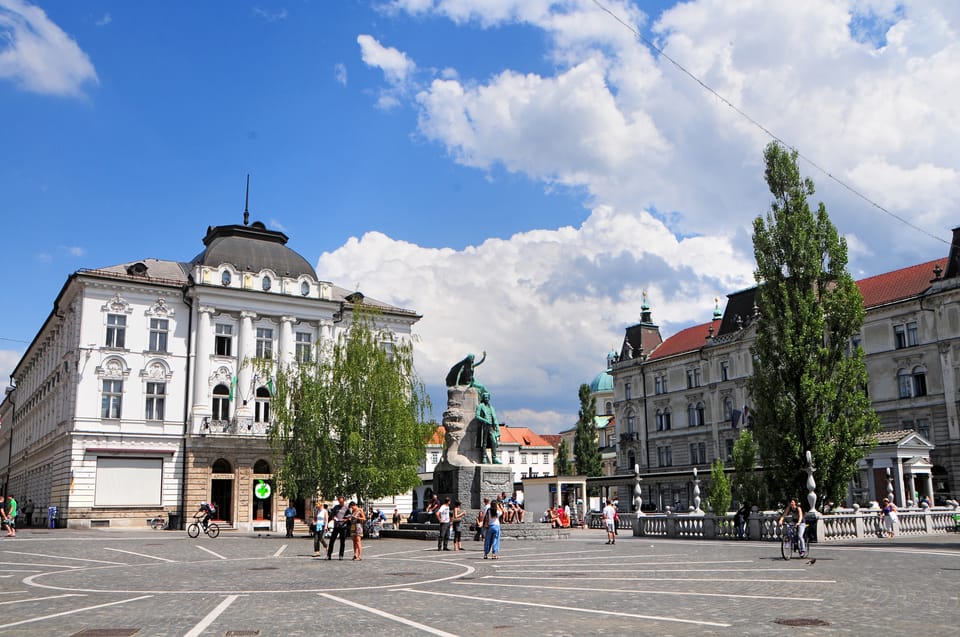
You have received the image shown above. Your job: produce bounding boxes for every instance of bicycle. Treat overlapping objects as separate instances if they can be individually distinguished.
[187,511,220,538]
[780,522,809,560]
[147,515,168,530]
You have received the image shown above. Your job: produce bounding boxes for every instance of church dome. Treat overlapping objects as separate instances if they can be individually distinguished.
[191,221,317,279]
[590,370,614,393]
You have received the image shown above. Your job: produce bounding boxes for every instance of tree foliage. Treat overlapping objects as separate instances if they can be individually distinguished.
[709,459,732,515]
[573,383,602,477]
[555,438,571,476]
[265,305,431,504]
[749,142,879,507]
[731,429,761,506]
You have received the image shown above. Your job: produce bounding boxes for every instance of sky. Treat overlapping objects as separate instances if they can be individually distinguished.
[1,0,958,434]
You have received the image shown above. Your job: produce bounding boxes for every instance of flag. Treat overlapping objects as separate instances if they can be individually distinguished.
[730,409,742,429]
[743,405,750,427]
[267,376,275,395]
[229,375,237,402]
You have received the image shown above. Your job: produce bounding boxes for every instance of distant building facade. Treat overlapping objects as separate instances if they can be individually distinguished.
[608,229,960,511]
[0,218,419,530]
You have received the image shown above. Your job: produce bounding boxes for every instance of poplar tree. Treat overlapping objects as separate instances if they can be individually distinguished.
[266,304,431,504]
[555,438,571,476]
[749,143,878,506]
[573,383,602,477]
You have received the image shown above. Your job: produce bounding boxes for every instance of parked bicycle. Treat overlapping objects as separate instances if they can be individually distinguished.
[780,522,809,560]
[187,511,220,538]
[147,515,168,530]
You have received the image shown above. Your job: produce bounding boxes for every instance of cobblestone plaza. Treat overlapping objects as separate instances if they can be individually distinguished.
[0,527,957,636]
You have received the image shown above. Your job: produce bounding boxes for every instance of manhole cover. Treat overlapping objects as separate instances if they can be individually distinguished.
[70,630,139,637]
[247,567,278,571]
[775,618,830,627]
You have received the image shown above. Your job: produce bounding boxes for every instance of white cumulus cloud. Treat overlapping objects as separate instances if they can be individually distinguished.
[0,0,98,96]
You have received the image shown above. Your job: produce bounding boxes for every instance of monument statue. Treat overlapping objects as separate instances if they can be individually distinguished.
[445,351,486,388]
[475,387,501,464]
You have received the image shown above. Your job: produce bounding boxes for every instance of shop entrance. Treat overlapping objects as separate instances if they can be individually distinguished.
[211,479,233,522]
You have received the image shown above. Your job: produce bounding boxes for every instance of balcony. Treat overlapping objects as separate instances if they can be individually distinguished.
[620,431,640,443]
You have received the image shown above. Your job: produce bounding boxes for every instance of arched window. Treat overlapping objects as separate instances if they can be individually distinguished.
[212,384,230,421]
[253,459,271,474]
[626,410,635,433]
[657,408,672,431]
[688,402,705,427]
[254,386,271,423]
[723,397,733,422]
[212,458,232,473]
[696,402,705,426]
[898,367,927,398]
[605,401,613,415]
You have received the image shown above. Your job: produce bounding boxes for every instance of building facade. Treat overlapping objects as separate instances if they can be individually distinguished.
[0,218,419,530]
[609,229,960,511]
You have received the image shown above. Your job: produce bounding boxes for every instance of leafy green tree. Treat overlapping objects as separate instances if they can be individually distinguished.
[266,304,431,504]
[731,429,761,506]
[555,438,571,476]
[573,383,602,478]
[709,458,732,516]
[749,142,879,507]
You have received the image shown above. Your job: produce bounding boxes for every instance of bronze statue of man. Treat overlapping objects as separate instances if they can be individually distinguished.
[476,387,501,464]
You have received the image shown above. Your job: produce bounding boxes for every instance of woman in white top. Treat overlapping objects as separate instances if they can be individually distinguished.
[313,503,329,556]
[483,501,503,559]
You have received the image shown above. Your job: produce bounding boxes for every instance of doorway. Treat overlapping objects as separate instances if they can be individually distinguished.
[211,479,233,522]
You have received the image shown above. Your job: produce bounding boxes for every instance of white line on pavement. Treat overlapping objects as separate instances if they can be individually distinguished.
[456,581,823,602]
[0,594,85,606]
[0,595,152,630]
[104,547,176,562]
[5,550,125,565]
[486,575,837,584]
[497,558,753,565]
[400,588,731,627]
[195,545,226,560]
[183,595,241,637]
[0,560,80,569]
[273,544,287,557]
[320,593,460,636]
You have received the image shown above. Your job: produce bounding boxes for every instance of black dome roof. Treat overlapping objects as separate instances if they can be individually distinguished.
[191,221,317,279]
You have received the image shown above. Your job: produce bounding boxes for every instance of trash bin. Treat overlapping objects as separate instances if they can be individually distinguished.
[167,514,180,530]
[47,506,57,529]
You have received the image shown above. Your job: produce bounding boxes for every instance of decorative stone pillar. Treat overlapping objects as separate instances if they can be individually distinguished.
[279,316,295,365]
[237,311,256,413]
[192,306,215,416]
[692,467,703,514]
[886,467,895,506]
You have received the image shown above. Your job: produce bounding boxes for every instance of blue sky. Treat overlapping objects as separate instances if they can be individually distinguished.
[2,1,958,432]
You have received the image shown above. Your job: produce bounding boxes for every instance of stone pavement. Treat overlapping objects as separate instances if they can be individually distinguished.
[0,526,956,636]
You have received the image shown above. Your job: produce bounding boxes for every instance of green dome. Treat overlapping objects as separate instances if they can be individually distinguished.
[590,370,614,393]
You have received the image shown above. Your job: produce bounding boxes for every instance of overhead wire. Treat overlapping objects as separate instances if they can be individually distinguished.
[590,0,947,245]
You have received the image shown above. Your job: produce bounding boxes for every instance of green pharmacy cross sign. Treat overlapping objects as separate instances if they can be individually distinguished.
[254,480,271,500]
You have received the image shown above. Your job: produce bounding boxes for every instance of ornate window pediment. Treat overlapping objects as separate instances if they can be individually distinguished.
[141,360,172,380]
[145,298,175,318]
[101,293,133,314]
[96,357,129,379]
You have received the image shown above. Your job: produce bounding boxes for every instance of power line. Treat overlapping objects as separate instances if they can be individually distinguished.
[0,337,29,345]
[590,0,947,245]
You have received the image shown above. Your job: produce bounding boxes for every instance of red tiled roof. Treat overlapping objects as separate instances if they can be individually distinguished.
[856,259,944,308]
[648,319,720,361]
[427,425,553,448]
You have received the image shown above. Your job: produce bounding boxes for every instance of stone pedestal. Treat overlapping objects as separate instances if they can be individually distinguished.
[433,464,513,510]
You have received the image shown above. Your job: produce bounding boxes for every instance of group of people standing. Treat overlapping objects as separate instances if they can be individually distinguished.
[311,496,367,561]
[435,497,467,552]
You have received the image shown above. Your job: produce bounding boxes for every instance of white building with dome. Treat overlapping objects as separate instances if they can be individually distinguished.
[0,216,420,530]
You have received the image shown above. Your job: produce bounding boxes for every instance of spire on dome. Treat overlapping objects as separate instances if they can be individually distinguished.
[713,296,722,320]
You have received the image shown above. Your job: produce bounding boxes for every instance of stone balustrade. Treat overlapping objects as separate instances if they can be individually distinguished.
[585,505,960,541]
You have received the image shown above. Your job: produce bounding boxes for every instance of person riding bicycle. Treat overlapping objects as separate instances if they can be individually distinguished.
[198,501,216,529]
[778,498,806,557]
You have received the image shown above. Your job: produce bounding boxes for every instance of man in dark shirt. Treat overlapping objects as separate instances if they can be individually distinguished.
[326,496,350,560]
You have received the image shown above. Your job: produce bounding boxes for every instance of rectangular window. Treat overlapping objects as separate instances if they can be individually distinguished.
[532,453,539,464]
[94,457,162,506]
[654,376,663,394]
[689,442,706,464]
[254,394,271,423]
[101,379,123,419]
[625,382,632,401]
[430,451,439,464]
[145,381,165,421]
[215,324,232,357]
[914,372,927,397]
[295,332,312,363]
[148,318,169,352]
[256,327,273,359]
[520,452,528,464]
[720,361,729,381]
[915,418,931,439]
[726,438,735,460]
[508,452,515,464]
[899,373,913,398]
[686,368,702,388]
[907,321,919,346]
[657,446,673,468]
[543,452,550,464]
[106,314,126,348]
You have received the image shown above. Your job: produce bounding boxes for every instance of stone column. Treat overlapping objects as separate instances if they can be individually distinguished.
[279,316,295,365]
[192,306,215,417]
[237,311,256,413]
